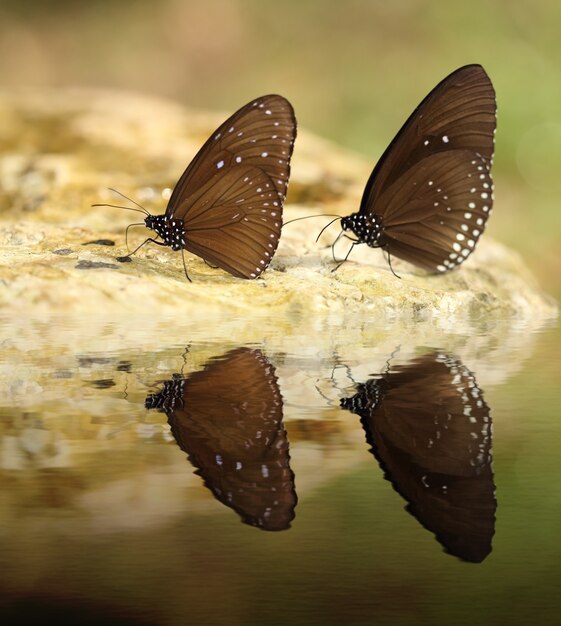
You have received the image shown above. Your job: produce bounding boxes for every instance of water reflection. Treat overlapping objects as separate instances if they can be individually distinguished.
[340,351,496,563]
[145,347,297,531]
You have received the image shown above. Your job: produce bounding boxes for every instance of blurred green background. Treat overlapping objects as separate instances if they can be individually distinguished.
[1,0,560,298]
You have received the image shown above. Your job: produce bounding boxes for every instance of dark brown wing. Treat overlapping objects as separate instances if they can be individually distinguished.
[379,150,493,271]
[360,64,496,213]
[147,348,296,531]
[179,165,282,278]
[167,94,296,216]
[341,352,496,562]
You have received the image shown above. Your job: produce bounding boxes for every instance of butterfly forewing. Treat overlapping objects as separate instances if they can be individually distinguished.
[167,94,296,216]
[361,64,496,211]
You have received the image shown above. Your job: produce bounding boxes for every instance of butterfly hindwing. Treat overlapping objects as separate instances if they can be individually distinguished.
[378,150,493,271]
[178,165,283,279]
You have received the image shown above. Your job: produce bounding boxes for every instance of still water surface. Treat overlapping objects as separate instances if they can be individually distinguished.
[1,313,560,625]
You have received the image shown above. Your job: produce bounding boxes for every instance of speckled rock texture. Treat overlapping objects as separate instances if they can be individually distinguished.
[0,88,557,325]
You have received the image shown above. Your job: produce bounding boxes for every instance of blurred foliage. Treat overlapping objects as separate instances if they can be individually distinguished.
[0,0,560,297]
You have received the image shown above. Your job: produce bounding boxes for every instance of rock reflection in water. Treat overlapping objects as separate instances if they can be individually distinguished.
[340,351,496,563]
[145,348,296,531]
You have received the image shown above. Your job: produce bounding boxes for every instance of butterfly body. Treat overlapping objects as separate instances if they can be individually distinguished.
[145,214,185,251]
[341,212,385,248]
[338,65,496,273]
[145,376,185,410]
[340,377,386,414]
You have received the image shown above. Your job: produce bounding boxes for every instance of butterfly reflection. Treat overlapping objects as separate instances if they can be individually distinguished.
[340,351,496,562]
[145,348,296,531]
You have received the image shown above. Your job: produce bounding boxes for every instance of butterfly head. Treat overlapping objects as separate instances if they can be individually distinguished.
[144,214,157,231]
[341,212,384,248]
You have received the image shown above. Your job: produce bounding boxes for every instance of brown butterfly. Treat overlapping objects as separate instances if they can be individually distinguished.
[96,94,296,280]
[340,351,496,562]
[337,65,496,274]
[146,348,297,531]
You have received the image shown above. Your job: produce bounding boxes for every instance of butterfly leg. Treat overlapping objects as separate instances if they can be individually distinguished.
[314,361,357,405]
[330,230,345,262]
[180,248,192,283]
[332,231,359,263]
[180,344,191,374]
[385,248,402,279]
[116,237,165,263]
[331,241,356,272]
[314,216,343,243]
[125,222,146,252]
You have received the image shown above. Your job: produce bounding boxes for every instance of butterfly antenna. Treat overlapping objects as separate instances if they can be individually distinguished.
[91,202,150,216]
[91,188,150,216]
[108,188,150,214]
[314,382,338,405]
[282,214,341,228]
[315,216,342,243]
